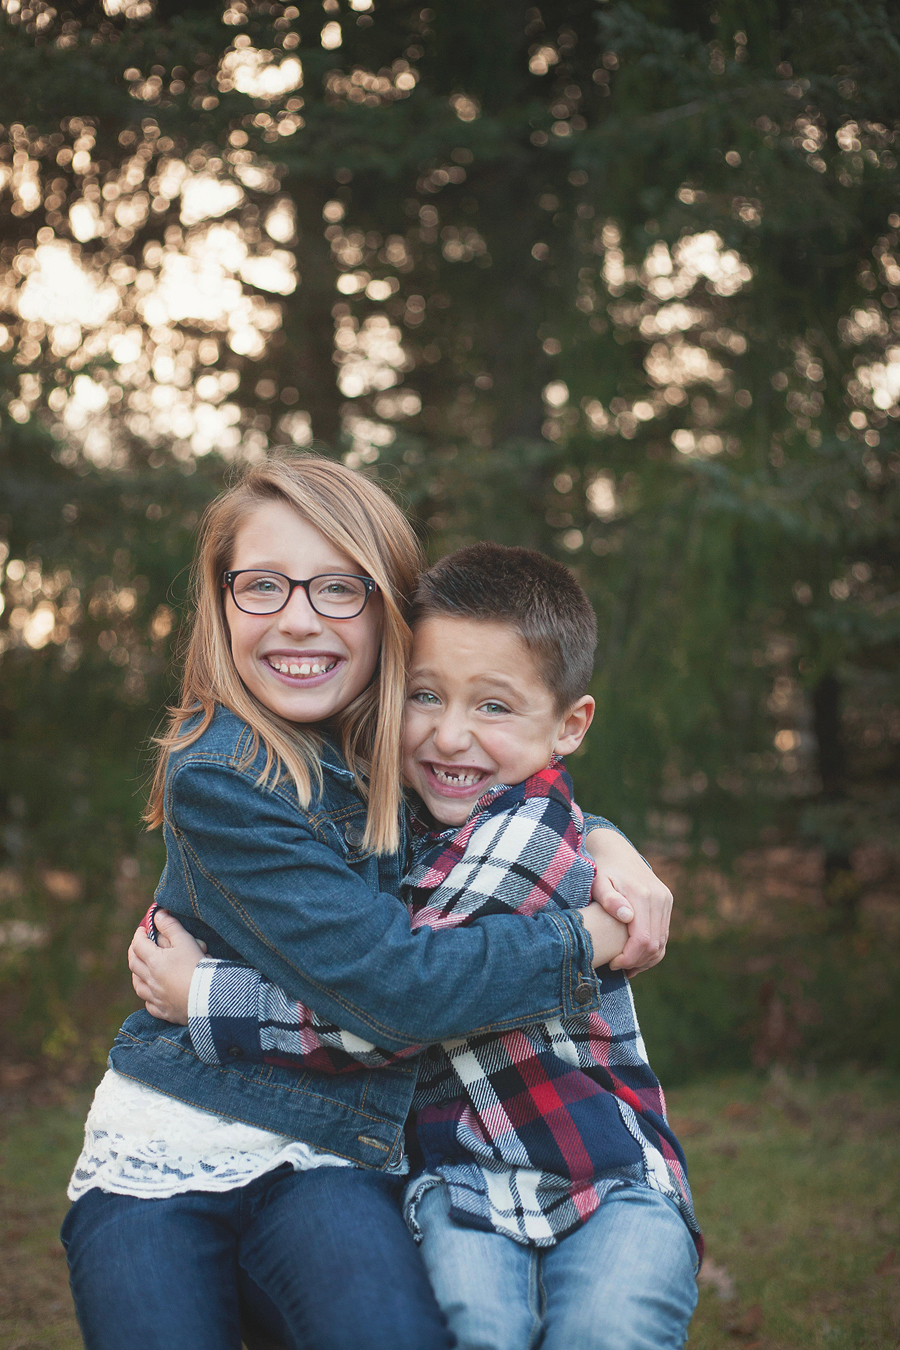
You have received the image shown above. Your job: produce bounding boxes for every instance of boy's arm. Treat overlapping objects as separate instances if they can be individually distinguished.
[581,814,673,976]
[129,909,419,1073]
[129,799,629,1072]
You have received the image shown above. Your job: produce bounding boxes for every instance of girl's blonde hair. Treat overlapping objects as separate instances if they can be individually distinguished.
[144,454,423,854]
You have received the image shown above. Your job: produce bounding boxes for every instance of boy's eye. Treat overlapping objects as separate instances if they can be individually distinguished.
[479,701,509,716]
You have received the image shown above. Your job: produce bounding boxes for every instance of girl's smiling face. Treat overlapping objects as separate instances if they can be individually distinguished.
[225,500,383,724]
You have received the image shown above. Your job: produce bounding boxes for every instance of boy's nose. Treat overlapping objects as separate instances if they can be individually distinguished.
[430,711,473,756]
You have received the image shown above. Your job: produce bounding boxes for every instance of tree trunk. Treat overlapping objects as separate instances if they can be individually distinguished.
[812,672,860,928]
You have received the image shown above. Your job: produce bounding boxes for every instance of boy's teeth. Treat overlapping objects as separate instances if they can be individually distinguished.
[433,767,482,786]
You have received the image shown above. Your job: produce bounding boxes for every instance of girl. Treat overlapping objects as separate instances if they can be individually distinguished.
[62,455,663,1350]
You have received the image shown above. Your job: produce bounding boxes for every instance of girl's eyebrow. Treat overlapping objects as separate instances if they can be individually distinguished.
[236,559,354,572]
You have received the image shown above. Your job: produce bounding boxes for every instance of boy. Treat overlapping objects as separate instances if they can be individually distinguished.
[394,544,701,1349]
[133,543,700,1350]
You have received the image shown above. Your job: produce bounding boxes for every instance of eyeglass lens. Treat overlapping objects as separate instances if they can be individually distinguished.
[231,571,370,616]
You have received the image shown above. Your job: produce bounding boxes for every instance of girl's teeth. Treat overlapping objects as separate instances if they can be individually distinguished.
[272,659,333,676]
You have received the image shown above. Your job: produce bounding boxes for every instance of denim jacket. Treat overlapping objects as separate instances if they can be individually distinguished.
[110,706,607,1170]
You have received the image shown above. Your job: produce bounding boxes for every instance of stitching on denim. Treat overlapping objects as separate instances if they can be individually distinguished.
[111,1066,395,1168]
[180,827,570,1039]
[111,1046,404,1137]
[167,756,569,1041]
[173,830,202,919]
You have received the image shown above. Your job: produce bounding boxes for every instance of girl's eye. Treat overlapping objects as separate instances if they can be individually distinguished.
[239,575,284,597]
[409,690,440,706]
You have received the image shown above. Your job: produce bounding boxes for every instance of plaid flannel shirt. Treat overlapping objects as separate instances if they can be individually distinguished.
[185,762,700,1252]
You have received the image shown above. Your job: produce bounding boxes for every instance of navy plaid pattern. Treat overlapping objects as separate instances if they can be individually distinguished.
[187,762,700,1252]
[401,764,700,1250]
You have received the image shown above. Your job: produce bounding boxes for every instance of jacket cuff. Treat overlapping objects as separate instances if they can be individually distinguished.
[188,958,266,1066]
[551,909,605,1017]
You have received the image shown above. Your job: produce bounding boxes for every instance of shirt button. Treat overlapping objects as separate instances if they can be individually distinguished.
[345,824,365,848]
[573,980,593,1006]
[226,1045,244,1058]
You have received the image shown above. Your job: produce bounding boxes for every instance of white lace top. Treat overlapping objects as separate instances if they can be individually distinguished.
[67,1069,362,1201]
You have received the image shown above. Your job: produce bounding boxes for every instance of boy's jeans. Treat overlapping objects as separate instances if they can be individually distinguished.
[416,1183,699,1350]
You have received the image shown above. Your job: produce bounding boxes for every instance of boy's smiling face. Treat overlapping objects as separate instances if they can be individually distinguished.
[403,615,594,827]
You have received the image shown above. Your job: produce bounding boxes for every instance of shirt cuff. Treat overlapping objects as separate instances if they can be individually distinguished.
[187,957,266,1066]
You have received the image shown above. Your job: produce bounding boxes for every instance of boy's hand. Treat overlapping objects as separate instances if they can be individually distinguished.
[128,909,206,1024]
[584,828,673,977]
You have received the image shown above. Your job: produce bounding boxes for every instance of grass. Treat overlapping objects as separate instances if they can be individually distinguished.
[0,1081,91,1350]
[1,1071,898,1349]
[673,1069,900,1349]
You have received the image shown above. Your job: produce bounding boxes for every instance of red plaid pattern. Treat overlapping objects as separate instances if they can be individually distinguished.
[402,763,700,1250]
[188,762,700,1252]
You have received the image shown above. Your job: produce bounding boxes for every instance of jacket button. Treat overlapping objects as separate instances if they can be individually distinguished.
[573,980,593,1006]
[345,824,365,848]
[226,1045,244,1058]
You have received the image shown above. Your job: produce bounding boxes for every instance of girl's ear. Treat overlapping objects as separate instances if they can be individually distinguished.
[553,695,595,756]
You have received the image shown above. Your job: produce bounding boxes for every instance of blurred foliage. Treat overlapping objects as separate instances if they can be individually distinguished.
[633,929,900,1086]
[0,0,898,1063]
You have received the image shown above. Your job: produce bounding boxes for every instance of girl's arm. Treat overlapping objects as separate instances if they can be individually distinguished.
[581,817,673,976]
[157,758,610,1051]
[133,792,630,1073]
[130,899,627,1071]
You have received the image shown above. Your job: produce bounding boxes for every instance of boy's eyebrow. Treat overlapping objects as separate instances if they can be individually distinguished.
[408,665,528,699]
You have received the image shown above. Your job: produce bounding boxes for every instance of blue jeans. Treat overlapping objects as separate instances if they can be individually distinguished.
[61,1165,453,1350]
[416,1183,699,1350]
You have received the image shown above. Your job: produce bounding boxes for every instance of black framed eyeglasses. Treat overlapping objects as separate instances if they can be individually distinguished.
[223,570,378,619]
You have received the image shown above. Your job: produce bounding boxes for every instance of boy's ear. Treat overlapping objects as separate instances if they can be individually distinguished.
[554,695,594,756]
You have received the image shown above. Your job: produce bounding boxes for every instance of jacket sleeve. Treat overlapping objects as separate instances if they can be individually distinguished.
[164,758,602,1051]
[581,811,627,837]
[185,794,600,1070]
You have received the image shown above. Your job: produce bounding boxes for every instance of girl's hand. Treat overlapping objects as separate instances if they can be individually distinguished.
[128,909,206,1025]
[584,828,673,977]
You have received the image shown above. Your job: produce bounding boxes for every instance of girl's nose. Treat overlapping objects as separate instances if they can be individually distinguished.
[277,587,325,637]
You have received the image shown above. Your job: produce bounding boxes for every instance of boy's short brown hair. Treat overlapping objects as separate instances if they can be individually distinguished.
[411,542,597,711]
